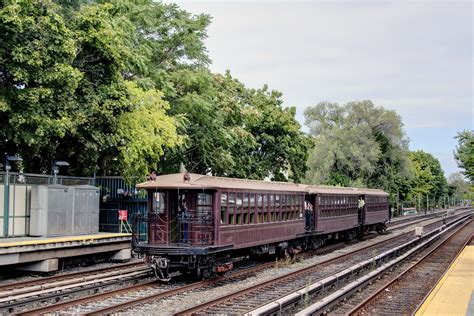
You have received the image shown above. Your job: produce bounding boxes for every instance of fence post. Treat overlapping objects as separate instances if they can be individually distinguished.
[3,167,10,238]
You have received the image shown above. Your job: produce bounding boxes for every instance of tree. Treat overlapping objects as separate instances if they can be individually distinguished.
[0,0,180,179]
[304,100,411,198]
[1,0,83,171]
[454,130,474,183]
[159,70,310,182]
[408,150,447,202]
[116,82,180,179]
[447,172,471,202]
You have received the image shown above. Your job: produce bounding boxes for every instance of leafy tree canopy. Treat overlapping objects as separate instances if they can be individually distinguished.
[408,150,447,200]
[454,130,474,183]
[304,100,411,199]
[0,0,180,179]
[159,70,310,182]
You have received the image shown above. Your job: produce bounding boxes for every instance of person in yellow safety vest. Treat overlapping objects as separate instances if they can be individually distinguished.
[358,197,365,209]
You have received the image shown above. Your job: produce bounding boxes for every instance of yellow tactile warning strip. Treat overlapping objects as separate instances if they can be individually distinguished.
[416,245,474,316]
[0,233,131,248]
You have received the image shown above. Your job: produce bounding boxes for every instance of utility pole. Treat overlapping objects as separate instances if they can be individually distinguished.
[3,154,23,238]
[426,195,428,214]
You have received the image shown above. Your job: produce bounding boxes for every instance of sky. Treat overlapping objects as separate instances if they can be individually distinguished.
[169,0,473,177]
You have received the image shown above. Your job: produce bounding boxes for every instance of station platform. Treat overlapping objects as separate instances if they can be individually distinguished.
[416,241,474,316]
[0,233,132,272]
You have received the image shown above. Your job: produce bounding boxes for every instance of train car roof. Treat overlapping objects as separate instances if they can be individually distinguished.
[358,188,390,196]
[136,173,308,192]
[304,185,389,196]
[303,184,361,195]
[136,173,389,196]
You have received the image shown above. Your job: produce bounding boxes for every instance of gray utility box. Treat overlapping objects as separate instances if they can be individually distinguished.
[71,185,100,234]
[30,185,73,237]
[30,185,100,237]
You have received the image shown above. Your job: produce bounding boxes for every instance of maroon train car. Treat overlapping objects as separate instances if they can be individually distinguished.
[133,173,389,280]
[360,188,390,232]
[302,185,388,243]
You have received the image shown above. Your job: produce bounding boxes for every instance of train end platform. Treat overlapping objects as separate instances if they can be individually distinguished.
[0,233,132,272]
[416,239,474,316]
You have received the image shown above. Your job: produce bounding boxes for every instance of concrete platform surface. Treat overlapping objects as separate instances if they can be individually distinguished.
[416,245,474,316]
[0,232,131,248]
[0,233,132,270]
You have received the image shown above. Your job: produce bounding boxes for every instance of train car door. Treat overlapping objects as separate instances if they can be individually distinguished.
[304,194,317,231]
[168,190,180,243]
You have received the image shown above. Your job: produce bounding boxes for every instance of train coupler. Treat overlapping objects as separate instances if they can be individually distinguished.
[215,262,233,273]
[149,256,171,281]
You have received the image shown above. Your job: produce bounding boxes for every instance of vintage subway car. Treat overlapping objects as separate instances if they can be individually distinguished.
[133,173,389,280]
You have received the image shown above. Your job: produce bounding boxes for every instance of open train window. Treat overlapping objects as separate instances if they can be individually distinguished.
[236,213,242,225]
[243,212,249,224]
[153,192,165,214]
[220,192,227,225]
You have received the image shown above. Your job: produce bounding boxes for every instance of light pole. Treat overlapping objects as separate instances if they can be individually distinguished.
[3,154,23,238]
[51,160,70,184]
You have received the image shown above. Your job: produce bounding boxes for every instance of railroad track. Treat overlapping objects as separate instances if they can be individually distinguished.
[346,222,473,315]
[287,217,472,315]
[0,262,151,313]
[14,210,470,315]
[174,213,471,316]
[387,207,469,231]
[0,260,144,293]
[18,261,275,315]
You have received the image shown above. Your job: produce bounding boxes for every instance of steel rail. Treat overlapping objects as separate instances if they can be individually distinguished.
[348,230,473,315]
[0,261,144,292]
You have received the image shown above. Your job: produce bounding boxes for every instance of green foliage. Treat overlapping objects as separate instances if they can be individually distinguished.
[160,70,310,182]
[447,172,473,201]
[304,100,411,199]
[408,150,447,200]
[0,0,179,179]
[0,0,80,154]
[454,130,474,183]
[117,82,180,179]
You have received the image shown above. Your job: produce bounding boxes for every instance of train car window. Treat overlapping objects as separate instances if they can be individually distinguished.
[243,193,249,207]
[243,193,249,224]
[236,193,243,217]
[228,193,236,206]
[220,193,227,225]
[236,213,242,225]
[228,193,235,225]
[281,198,285,220]
[249,193,256,207]
[153,192,166,214]
[198,193,212,206]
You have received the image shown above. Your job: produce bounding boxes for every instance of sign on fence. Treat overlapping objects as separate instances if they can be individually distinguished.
[118,210,128,221]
